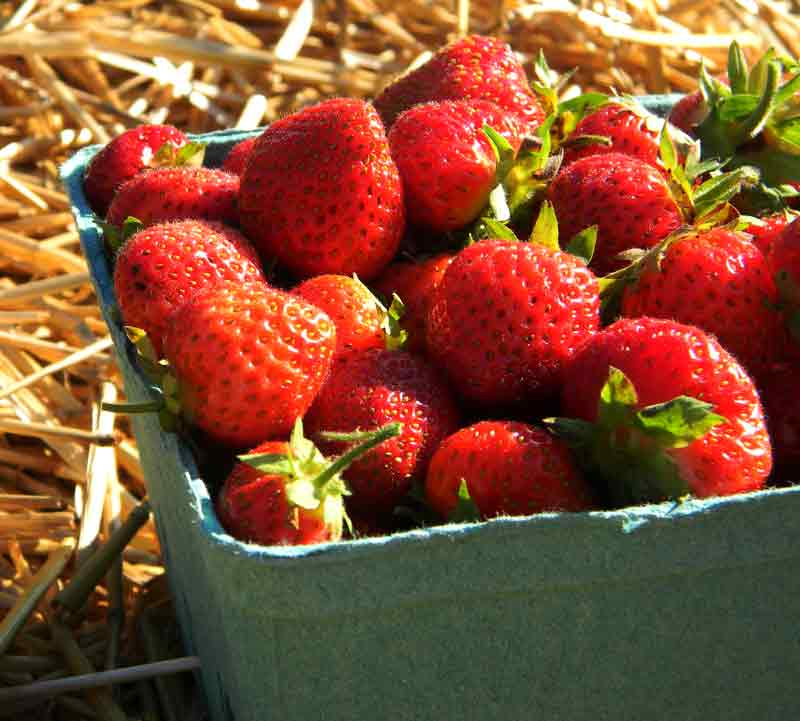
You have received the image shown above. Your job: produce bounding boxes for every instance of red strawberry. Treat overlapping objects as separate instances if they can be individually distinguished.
[216,420,399,546]
[426,239,599,408]
[239,98,404,282]
[425,421,594,520]
[547,152,684,276]
[372,254,454,355]
[757,362,800,473]
[304,348,460,515]
[744,211,795,258]
[84,124,188,216]
[162,280,336,448]
[113,220,266,357]
[221,136,257,176]
[388,100,524,231]
[562,101,663,171]
[667,90,708,136]
[106,167,239,228]
[768,215,800,308]
[373,34,545,132]
[619,227,783,376]
[293,274,384,358]
[552,316,772,503]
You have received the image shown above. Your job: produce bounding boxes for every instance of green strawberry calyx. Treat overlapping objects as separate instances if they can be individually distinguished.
[693,41,800,200]
[101,326,183,433]
[99,215,144,255]
[527,200,597,264]
[240,419,402,539]
[447,479,481,524]
[544,366,727,506]
[151,139,207,168]
[352,274,408,350]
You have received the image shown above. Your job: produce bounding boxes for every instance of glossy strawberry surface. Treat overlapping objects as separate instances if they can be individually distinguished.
[293,274,384,358]
[114,220,266,356]
[425,421,594,520]
[305,348,460,514]
[547,152,684,275]
[371,254,454,355]
[562,102,663,171]
[216,441,331,546]
[239,98,404,282]
[388,99,524,231]
[84,124,188,216]
[426,239,599,408]
[620,227,783,376]
[163,281,336,448]
[106,166,239,227]
[561,316,772,498]
[373,34,545,132]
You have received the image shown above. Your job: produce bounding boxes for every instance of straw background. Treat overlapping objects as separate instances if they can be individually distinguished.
[0,0,799,718]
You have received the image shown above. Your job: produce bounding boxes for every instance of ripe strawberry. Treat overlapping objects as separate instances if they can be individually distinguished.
[756,362,800,474]
[221,136,257,176]
[106,167,239,228]
[562,101,663,171]
[547,152,684,276]
[113,220,266,357]
[768,215,800,308]
[162,280,336,449]
[373,34,545,132]
[744,211,795,258]
[619,227,783,376]
[216,420,399,546]
[551,316,772,504]
[239,98,404,282]
[668,90,709,136]
[372,254,454,355]
[425,421,594,521]
[426,239,599,408]
[388,100,524,231]
[304,348,460,514]
[293,274,384,358]
[84,124,188,216]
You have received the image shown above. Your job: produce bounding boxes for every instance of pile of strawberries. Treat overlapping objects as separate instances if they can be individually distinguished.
[84,35,800,546]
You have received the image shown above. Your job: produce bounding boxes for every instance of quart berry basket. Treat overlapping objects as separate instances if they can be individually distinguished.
[61,95,800,721]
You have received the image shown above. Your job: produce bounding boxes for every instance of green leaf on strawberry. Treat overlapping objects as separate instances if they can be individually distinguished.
[447,479,481,524]
[564,225,597,265]
[528,200,559,250]
[100,215,144,255]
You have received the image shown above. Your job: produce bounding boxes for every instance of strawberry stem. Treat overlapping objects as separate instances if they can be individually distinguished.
[102,400,163,414]
[313,422,402,488]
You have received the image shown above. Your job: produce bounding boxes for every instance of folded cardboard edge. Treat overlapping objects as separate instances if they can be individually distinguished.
[59,94,800,568]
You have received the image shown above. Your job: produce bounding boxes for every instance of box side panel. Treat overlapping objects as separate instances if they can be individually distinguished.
[222,556,800,721]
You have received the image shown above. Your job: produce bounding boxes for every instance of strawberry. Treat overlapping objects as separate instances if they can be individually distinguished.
[426,238,599,408]
[667,90,708,136]
[83,124,188,216]
[768,215,800,308]
[744,211,796,257]
[304,348,460,515]
[373,34,545,132]
[425,420,594,521]
[547,152,684,275]
[162,280,336,449]
[113,220,266,357]
[216,419,400,546]
[388,100,524,232]
[293,274,385,358]
[239,98,404,282]
[756,362,800,474]
[562,100,664,171]
[549,316,772,504]
[371,254,454,355]
[221,136,257,176]
[619,227,783,376]
[106,166,239,228]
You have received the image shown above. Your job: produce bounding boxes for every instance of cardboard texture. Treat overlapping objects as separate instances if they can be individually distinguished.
[61,95,800,721]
